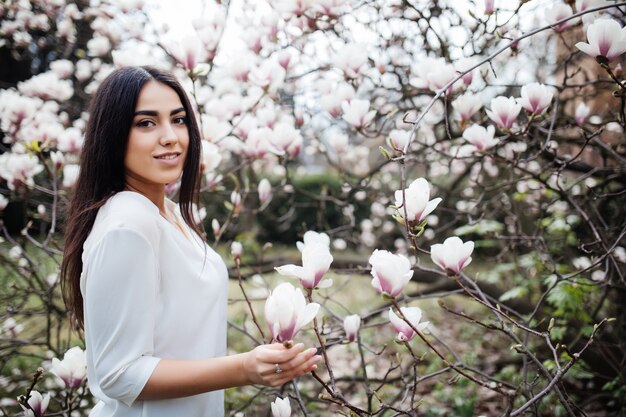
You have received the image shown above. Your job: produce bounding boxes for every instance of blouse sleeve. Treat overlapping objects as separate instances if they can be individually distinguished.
[83,228,161,407]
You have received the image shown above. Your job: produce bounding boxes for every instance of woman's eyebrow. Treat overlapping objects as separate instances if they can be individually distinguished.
[133,107,186,116]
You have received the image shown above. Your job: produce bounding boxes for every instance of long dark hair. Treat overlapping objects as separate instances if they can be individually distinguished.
[60,66,203,328]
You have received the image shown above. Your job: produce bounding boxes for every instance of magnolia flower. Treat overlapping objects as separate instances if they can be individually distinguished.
[484,0,495,15]
[518,83,554,115]
[388,307,430,342]
[342,99,376,129]
[333,43,368,79]
[394,178,442,224]
[369,249,414,298]
[463,124,498,152]
[87,36,111,57]
[211,218,220,236]
[453,93,482,124]
[231,241,243,260]
[430,236,474,275]
[20,390,50,417]
[0,153,44,190]
[545,4,576,33]
[230,191,242,213]
[296,230,331,252]
[426,63,458,93]
[200,141,222,174]
[486,96,521,130]
[0,194,8,211]
[575,102,590,125]
[264,282,320,342]
[576,18,626,62]
[269,123,303,158]
[258,178,272,205]
[343,314,361,342]
[62,164,79,188]
[50,346,87,388]
[275,241,334,289]
[271,396,291,417]
[388,129,411,152]
[320,83,356,117]
[169,34,206,72]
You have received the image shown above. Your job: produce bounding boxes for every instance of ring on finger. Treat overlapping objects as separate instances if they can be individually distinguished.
[274,363,283,374]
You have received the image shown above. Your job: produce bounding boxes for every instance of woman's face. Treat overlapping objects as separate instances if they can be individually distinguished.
[124,80,189,190]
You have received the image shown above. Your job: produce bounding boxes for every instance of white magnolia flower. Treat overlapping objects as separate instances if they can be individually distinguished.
[62,164,80,188]
[486,96,521,130]
[297,230,331,252]
[341,99,376,129]
[0,194,8,210]
[264,282,320,342]
[50,346,87,388]
[388,129,411,152]
[258,178,272,205]
[462,124,498,152]
[518,83,554,115]
[343,314,361,342]
[430,236,474,275]
[269,123,303,158]
[369,249,414,298]
[271,396,291,417]
[231,241,243,259]
[453,93,483,123]
[389,307,430,342]
[87,36,111,57]
[275,240,334,289]
[575,102,591,125]
[20,390,50,417]
[0,153,44,190]
[576,18,626,62]
[333,43,368,79]
[394,178,442,224]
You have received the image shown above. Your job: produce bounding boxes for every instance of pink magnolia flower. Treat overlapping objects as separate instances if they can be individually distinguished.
[211,219,220,236]
[484,0,495,15]
[50,346,87,389]
[430,236,474,275]
[275,241,334,289]
[545,4,576,33]
[343,314,361,342]
[271,396,291,417]
[388,307,430,342]
[394,178,442,224]
[518,83,554,115]
[342,99,376,129]
[264,282,320,342]
[369,249,414,298]
[20,390,50,417]
[462,124,498,152]
[576,18,626,62]
[486,96,521,130]
[453,93,483,123]
[169,34,206,72]
[575,102,590,125]
[258,178,272,205]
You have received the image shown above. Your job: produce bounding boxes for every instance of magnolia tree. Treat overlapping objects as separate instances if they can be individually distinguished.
[1,0,625,415]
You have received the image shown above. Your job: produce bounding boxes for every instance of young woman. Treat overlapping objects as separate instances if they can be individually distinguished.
[60,66,320,417]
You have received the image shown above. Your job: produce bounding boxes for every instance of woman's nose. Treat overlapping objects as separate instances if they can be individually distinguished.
[159,122,179,146]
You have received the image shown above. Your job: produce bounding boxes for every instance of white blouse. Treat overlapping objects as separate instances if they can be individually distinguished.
[80,191,228,417]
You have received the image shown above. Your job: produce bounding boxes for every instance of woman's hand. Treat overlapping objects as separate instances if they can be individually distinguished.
[242,342,321,387]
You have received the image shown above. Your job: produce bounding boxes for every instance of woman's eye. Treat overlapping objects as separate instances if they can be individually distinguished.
[173,116,187,125]
[136,120,155,128]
